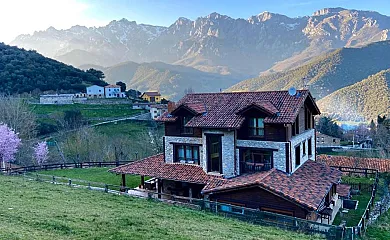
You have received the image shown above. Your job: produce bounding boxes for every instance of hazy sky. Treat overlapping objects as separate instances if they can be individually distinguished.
[1,0,390,44]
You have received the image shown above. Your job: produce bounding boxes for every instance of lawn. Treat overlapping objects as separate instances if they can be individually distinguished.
[0,175,322,240]
[333,191,372,227]
[365,210,390,240]
[36,167,144,188]
[31,103,143,119]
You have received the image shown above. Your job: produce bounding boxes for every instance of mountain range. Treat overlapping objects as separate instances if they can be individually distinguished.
[8,7,390,121]
[11,8,390,77]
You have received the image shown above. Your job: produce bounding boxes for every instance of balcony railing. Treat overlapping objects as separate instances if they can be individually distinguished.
[240,162,272,174]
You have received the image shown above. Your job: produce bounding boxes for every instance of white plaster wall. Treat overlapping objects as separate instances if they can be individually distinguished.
[290,129,315,173]
[86,85,104,95]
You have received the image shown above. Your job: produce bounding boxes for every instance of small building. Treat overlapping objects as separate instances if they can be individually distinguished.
[86,85,104,98]
[141,91,161,103]
[105,85,125,98]
[316,132,341,147]
[132,102,152,110]
[39,94,75,104]
[150,104,168,120]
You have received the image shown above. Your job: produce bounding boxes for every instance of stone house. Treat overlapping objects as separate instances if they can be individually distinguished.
[110,90,342,222]
[316,132,341,147]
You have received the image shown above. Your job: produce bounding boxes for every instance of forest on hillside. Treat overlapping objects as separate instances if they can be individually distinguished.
[0,43,107,94]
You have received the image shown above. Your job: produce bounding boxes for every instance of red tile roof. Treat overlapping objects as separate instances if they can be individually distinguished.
[157,112,178,122]
[109,154,221,184]
[317,155,390,173]
[236,101,280,116]
[161,90,319,129]
[203,160,342,210]
[337,184,351,199]
[142,92,161,97]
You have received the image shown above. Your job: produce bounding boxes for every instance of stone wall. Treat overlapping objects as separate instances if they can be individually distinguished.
[164,136,203,164]
[236,139,287,172]
[202,130,236,178]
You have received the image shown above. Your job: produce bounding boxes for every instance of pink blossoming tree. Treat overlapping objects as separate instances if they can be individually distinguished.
[0,123,21,169]
[33,141,49,166]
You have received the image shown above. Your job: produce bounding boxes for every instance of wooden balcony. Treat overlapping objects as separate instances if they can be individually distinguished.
[240,162,272,174]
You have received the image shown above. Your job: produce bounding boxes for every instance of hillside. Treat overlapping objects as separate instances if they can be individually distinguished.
[317,69,390,121]
[0,43,106,94]
[103,61,240,100]
[229,41,390,99]
[0,175,318,240]
[10,8,390,76]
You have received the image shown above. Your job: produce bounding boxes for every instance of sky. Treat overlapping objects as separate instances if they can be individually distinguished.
[1,0,390,44]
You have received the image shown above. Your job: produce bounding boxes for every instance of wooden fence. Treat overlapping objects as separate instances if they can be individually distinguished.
[19,172,344,240]
[0,161,133,174]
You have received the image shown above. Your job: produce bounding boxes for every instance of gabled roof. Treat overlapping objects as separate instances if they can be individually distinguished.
[109,154,221,184]
[105,84,120,88]
[203,160,342,211]
[160,90,320,129]
[235,101,280,116]
[141,91,161,97]
[317,155,390,173]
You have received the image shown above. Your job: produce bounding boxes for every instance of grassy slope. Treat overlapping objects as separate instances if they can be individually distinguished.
[228,41,390,100]
[317,69,390,121]
[31,104,142,119]
[36,168,143,188]
[0,175,321,240]
[365,210,390,240]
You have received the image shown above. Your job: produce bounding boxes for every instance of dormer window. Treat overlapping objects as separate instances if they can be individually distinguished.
[249,118,264,137]
[181,116,194,134]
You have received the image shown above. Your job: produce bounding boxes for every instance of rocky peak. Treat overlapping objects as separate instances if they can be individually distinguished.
[313,7,347,16]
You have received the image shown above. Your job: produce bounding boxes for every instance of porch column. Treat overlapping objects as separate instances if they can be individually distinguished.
[188,187,193,203]
[120,174,126,192]
[140,175,145,189]
[157,179,162,199]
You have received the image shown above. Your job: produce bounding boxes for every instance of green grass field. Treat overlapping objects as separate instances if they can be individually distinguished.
[0,175,321,240]
[36,167,144,188]
[365,210,390,240]
[31,103,143,119]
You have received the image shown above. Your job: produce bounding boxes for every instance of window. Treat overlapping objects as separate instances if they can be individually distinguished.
[308,138,312,156]
[303,141,306,156]
[295,145,301,166]
[181,116,194,134]
[249,118,264,136]
[99,90,101,92]
[333,139,336,143]
[175,145,199,164]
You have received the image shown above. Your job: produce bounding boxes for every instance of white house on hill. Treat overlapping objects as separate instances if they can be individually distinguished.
[105,85,126,98]
[86,85,104,98]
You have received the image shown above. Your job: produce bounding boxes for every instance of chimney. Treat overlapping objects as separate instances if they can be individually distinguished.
[167,101,176,113]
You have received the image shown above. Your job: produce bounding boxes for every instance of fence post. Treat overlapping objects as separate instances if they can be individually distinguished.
[88,182,91,190]
[68,179,72,186]
[105,184,108,193]
[52,176,56,184]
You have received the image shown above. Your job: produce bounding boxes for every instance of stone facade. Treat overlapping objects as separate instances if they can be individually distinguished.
[316,132,341,147]
[164,129,316,177]
[164,136,203,164]
[39,94,75,104]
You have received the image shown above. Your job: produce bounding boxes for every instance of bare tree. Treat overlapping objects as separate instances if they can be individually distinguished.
[0,96,37,139]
